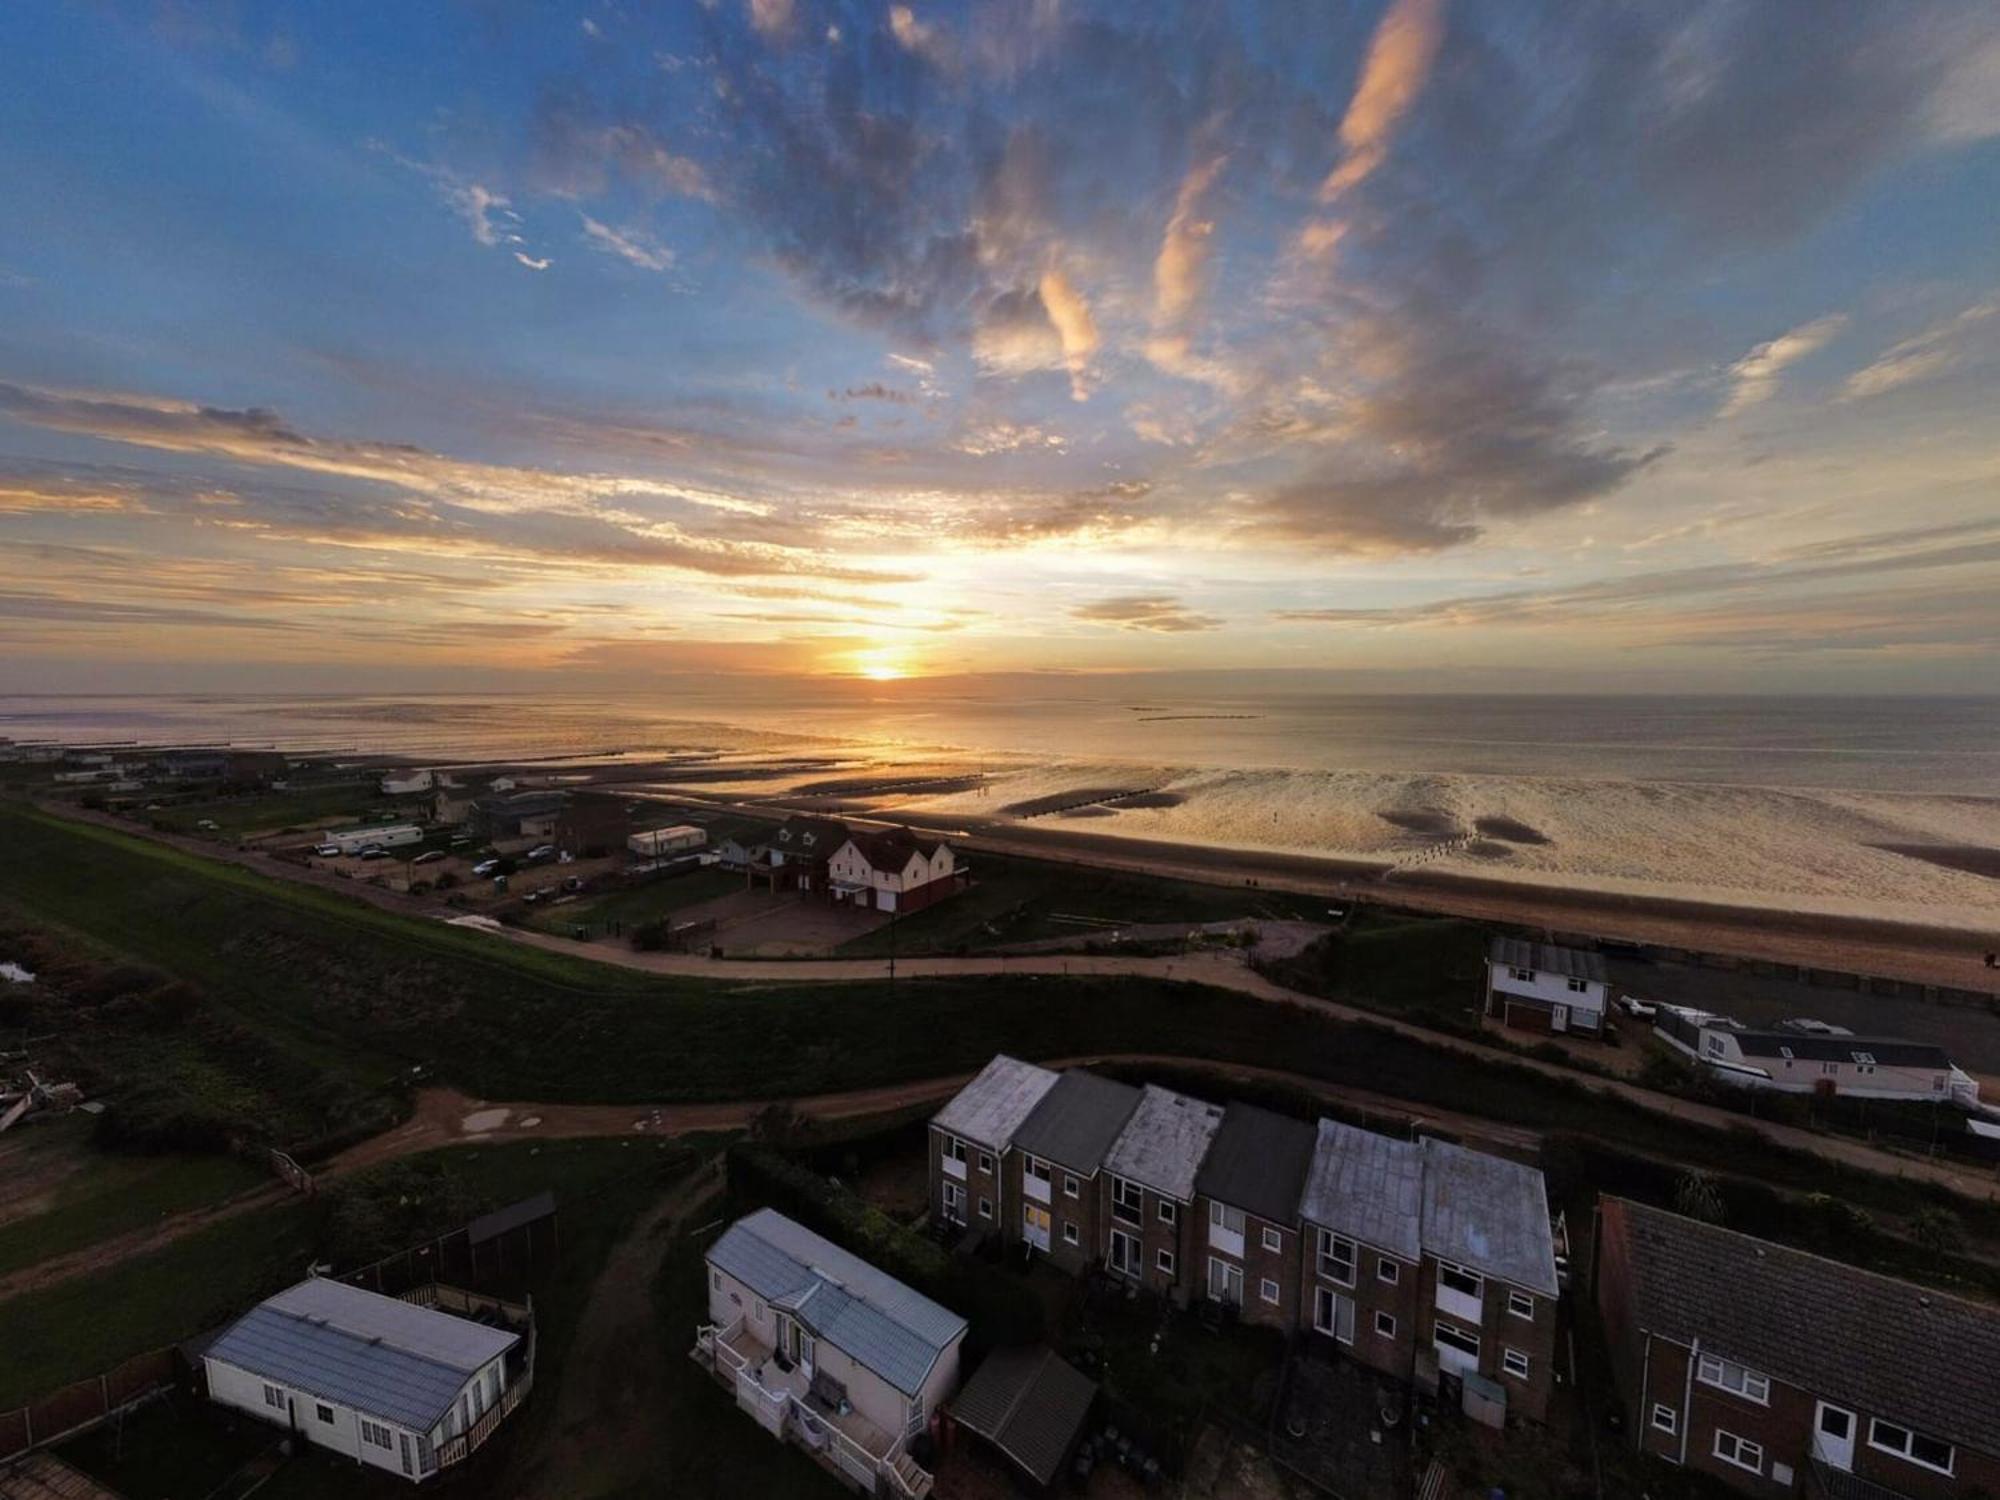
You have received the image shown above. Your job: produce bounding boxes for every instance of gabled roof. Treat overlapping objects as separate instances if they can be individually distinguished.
[772,815,849,853]
[1488,936,1606,984]
[1103,1085,1224,1202]
[706,1209,966,1397]
[1732,1032,1951,1068]
[1194,1103,1316,1225]
[1419,1138,1557,1296]
[1010,1071,1141,1175]
[1297,1119,1424,1261]
[933,1056,1060,1153]
[842,827,949,872]
[1604,1198,2000,1458]
[206,1278,518,1433]
[951,1347,1098,1489]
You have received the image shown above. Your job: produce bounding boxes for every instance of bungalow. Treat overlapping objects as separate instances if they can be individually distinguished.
[1654,1008,1976,1104]
[1193,1103,1317,1330]
[1297,1120,1425,1379]
[203,1278,528,1483]
[694,1209,966,1499]
[1098,1085,1224,1305]
[628,824,707,860]
[929,1055,1059,1237]
[1597,1196,2000,1498]
[825,828,962,914]
[1005,1071,1141,1277]
[1485,937,1610,1037]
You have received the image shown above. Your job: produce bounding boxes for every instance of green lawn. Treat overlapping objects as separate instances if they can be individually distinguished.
[144,783,393,838]
[840,850,1327,956]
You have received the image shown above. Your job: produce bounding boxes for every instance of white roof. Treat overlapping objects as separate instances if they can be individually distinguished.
[1419,1138,1558,1296]
[1298,1119,1424,1261]
[1101,1085,1224,1202]
[933,1055,1060,1152]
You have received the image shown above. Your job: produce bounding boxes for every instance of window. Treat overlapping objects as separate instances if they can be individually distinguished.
[1025,1155,1051,1186]
[1063,1221,1080,1246]
[1713,1431,1763,1475]
[1651,1404,1677,1436]
[361,1420,394,1450]
[1510,966,1534,982]
[978,1196,993,1220]
[1378,1258,1400,1285]
[1501,1348,1530,1380]
[1507,1290,1535,1320]
[262,1383,284,1410]
[315,1402,335,1425]
[1158,1199,1177,1227]
[1567,976,1589,993]
[1313,1286,1355,1344]
[1705,1035,1726,1058]
[1869,1420,1955,1476]
[1696,1354,1770,1405]
[977,1151,995,1175]
[1438,1262,1483,1300]
[942,1136,967,1166]
[1434,1323,1479,1358]
[709,1269,721,1292]
[1853,1051,1877,1066]
[1261,1226,1283,1253]
[1156,1248,1176,1276]
[1112,1176,1144,1224]
[1064,1173,1080,1198]
[1209,1200,1245,1235]
[754,1300,766,1321]
[1260,1277,1281,1305]
[1317,1230,1356,1286]
[1374,1311,1397,1339]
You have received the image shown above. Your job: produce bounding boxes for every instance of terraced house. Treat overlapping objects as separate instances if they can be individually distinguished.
[927,1055,1058,1238]
[1193,1103,1318,1331]
[1097,1085,1224,1304]
[1597,1197,2000,1499]
[1003,1070,1142,1276]
[1297,1120,1426,1380]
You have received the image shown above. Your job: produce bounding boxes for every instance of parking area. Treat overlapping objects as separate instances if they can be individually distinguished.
[671,888,893,956]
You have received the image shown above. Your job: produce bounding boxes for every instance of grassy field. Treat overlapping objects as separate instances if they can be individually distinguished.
[144,783,393,838]
[525,866,745,939]
[840,849,1328,957]
[1258,911,1491,1022]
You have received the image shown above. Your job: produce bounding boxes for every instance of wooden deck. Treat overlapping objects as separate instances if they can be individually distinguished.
[0,1453,124,1500]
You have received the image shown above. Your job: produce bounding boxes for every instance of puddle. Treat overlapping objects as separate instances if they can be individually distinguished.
[460,1108,511,1134]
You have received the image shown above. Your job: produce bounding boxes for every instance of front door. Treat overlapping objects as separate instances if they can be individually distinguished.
[942,1180,966,1225]
[1814,1402,1856,1470]
[1550,1003,1569,1033]
[1023,1204,1052,1251]
[1108,1228,1140,1277]
[1208,1257,1244,1305]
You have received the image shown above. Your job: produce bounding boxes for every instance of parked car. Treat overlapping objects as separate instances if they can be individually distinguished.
[525,844,558,865]
[472,858,501,877]
[196,819,219,831]
[411,849,446,865]
[359,846,392,861]
[1616,995,1657,1019]
[313,843,341,858]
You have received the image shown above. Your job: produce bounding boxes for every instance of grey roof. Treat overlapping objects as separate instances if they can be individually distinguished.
[1607,1198,2000,1458]
[706,1209,966,1397]
[1298,1120,1424,1262]
[1732,1032,1951,1068]
[933,1056,1060,1153]
[951,1347,1098,1489]
[1010,1071,1142,1176]
[1102,1085,1224,1202]
[206,1278,517,1433]
[1488,936,1606,984]
[1419,1139,1558,1296]
[468,1190,556,1246]
[1194,1104,1317,1225]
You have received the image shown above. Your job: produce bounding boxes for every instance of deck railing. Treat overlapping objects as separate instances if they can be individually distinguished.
[435,1369,533,1469]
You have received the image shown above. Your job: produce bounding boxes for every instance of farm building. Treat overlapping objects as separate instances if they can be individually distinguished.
[203,1278,532,1483]
[1484,937,1610,1036]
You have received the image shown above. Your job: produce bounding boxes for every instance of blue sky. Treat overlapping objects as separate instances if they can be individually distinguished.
[1,0,1997,692]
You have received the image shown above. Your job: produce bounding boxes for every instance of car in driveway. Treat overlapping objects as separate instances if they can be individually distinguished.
[1616,994,1657,1019]
[313,843,341,858]
[525,844,558,865]
[411,849,446,865]
[472,858,502,877]
[359,846,392,861]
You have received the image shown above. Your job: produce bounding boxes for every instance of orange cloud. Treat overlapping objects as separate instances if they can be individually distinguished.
[1319,0,1447,204]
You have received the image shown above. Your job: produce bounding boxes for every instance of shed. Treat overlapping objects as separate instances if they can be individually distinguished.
[950,1347,1098,1491]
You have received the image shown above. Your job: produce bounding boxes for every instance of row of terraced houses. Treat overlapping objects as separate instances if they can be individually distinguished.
[927,1056,1563,1425]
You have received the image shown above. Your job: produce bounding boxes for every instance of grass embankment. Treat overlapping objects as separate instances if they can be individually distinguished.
[1258,912,1491,1022]
[840,850,1327,957]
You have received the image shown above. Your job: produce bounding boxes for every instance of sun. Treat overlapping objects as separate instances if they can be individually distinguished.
[850,646,909,681]
[861,663,905,681]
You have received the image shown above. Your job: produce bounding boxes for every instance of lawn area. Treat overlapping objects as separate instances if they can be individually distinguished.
[0,1122,268,1278]
[839,850,1327,957]
[526,865,745,939]
[1257,910,1491,1022]
[144,782,393,838]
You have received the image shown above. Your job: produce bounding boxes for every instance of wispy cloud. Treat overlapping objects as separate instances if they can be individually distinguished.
[1319,0,1447,205]
[1073,594,1222,633]
[1842,299,1998,400]
[580,215,675,272]
[1720,314,1848,416]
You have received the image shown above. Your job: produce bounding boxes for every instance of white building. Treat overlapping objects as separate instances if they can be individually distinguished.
[825,828,960,914]
[628,824,707,859]
[380,769,436,795]
[204,1279,526,1483]
[694,1209,965,1498]
[320,822,425,855]
[1654,1006,1977,1104]
[1485,937,1610,1036]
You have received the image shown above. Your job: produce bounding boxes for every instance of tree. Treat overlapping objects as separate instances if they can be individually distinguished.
[1673,1168,1727,1225]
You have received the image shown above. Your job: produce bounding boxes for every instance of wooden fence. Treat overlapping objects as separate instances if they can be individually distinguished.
[0,1347,176,1464]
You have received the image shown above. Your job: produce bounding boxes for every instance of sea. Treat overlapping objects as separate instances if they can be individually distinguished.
[4,690,1998,930]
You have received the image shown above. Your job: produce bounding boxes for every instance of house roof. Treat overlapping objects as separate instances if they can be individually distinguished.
[1419,1139,1558,1296]
[1488,936,1606,984]
[843,827,949,871]
[205,1278,518,1433]
[951,1347,1099,1489]
[1010,1071,1142,1175]
[1103,1085,1225,1202]
[1194,1103,1317,1225]
[1605,1198,2000,1458]
[706,1209,966,1397]
[771,816,849,854]
[467,1190,556,1247]
[933,1056,1060,1153]
[1731,1032,1952,1068]
[1298,1119,1424,1261]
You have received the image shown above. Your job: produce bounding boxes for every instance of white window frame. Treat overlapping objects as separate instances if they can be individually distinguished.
[941,1136,968,1166]
[1510,966,1535,982]
[977,1195,992,1220]
[1111,1175,1144,1224]
[1317,1230,1356,1286]
[1438,1261,1483,1300]
[1566,976,1589,993]
[1507,1289,1535,1321]
[262,1383,284,1410]
[361,1419,394,1450]
[1713,1430,1764,1475]
[1378,1257,1400,1285]
[1374,1310,1397,1339]
[1433,1321,1479,1358]
[1158,1199,1177,1227]
[1696,1353,1770,1405]
[1868,1419,1956,1477]
[1062,1220,1080,1246]
[1063,1173,1080,1199]
[1651,1404,1677,1436]
[1501,1348,1530,1380]
[977,1150,995,1175]
[1260,1277,1281,1305]
[1156,1247,1176,1276]
[1261,1225,1283,1253]
[1024,1154,1051,1186]
[315,1401,335,1425]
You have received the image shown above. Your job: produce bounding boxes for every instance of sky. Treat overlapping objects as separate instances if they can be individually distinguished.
[1,0,1997,695]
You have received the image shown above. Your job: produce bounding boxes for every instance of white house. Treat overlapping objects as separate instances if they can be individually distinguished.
[1654,1007,1976,1103]
[203,1278,526,1483]
[694,1209,966,1499]
[1485,937,1610,1036]
[380,769,435,796]
[320,822,425,855]
[628,824,707,859]
[825,828,961,914]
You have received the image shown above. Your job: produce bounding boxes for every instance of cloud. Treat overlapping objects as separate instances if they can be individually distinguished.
[1154,154,1228,329]
[528,114,717,202]
[1036,268,1100,401]
[1072,595,1222,633]
[1319,0,1447,205]
[747,0,794,38]
[513,252,552,271]
[580,215,675,271]
[1719,314,1848,416]
[1841,299,1998,400]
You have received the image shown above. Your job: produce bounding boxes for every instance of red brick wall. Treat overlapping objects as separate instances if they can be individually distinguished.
[1192,1204,1306,1332]
[1099,1178,1195,1304]
[1414,1257,1558,1424]
[1298,1227,1419,1380]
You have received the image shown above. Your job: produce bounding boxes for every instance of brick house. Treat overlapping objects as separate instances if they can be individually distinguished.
[927,1056,1058,1238]
[1297,1120,1425,1380]
[1193,1104,1317,1331]
[1097,1086,1225,1306]
[1597,1196,2000,1499]
[1004,1072,1141,1277]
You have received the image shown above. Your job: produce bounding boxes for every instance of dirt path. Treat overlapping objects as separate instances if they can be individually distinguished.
[503,1157,724,1500]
